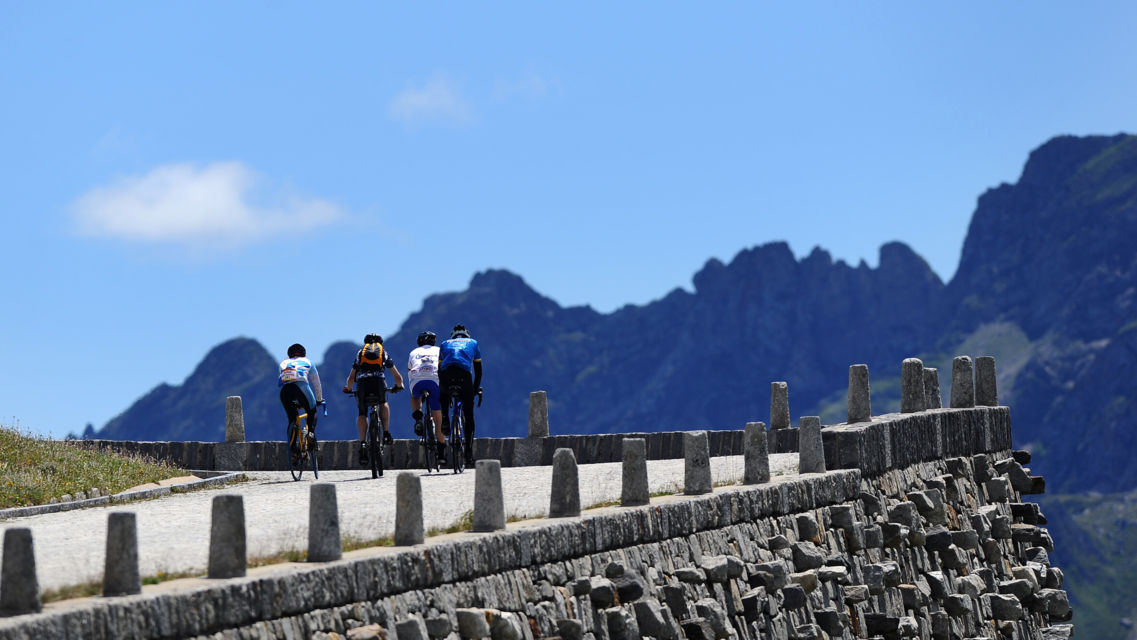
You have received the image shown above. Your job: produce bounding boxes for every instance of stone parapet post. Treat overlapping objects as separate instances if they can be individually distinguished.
[799,416,826,473]
[976,356,998,406]
[901,358,926,413]
[225,396,245,443]
[395,473,424,545]
[951,356,976,408]
[103,512,141,596]
[208,495,246,579]
[847,365,871,424]
[770,382,790,430]
[683,431,712,495]
[744,422,770,484]
[621,438,649,506]
[549,448,581,517]
[308,483,342,562]
[924,368,942,409]
[473,460,506,532]
[528,391,549,438]
[0,528,40,616]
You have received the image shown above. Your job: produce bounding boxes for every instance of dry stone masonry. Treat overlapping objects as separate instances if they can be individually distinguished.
[0,356,1072,640]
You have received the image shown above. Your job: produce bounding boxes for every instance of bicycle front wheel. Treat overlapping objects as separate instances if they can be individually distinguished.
[368,410,382,479]
[308,433,319,480]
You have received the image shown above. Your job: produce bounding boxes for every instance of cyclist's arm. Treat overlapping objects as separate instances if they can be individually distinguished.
[309,366,324,403]
[387,362,404,388]
[473,359,482,391]
[344,367,356,391]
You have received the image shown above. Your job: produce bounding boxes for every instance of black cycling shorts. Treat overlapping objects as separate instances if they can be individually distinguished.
[356,376,387,416]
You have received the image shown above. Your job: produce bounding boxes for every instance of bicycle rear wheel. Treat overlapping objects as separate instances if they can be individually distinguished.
[422,411,439,473]
[287,423,303,481]
[449,409,465,474]
[368,410,383,479]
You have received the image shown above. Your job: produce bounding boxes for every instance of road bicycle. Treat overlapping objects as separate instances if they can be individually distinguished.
[285,400,324,481]
[415,389,442,474]
[347,387,400,479]
[445,385,482,474]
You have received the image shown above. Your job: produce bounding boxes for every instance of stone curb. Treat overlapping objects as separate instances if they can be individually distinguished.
[0,472,246,521]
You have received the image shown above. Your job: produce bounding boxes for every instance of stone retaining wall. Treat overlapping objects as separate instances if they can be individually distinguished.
[0,406,1069,639]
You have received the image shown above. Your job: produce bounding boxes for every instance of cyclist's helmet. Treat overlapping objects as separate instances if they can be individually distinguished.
[287,343,306,358]
[450,324,470,339]
[417,331,437,346]
[364,333,383,344]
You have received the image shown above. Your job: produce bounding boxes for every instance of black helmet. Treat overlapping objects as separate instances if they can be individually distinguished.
[364,333,382,344]
[287,343,306,358]
[450,323,470,339]
[417,331,437,346]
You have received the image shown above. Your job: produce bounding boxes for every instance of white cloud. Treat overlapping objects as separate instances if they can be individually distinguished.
[388,75,472,126]
[72,162,343,246]
[493,72,553,101]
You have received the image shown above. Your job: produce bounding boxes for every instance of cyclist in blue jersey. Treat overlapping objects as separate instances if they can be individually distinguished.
[438,323,482,466]
[278,343,325,450]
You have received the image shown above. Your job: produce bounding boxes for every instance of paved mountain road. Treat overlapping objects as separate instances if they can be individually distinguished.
[1,454,798,592]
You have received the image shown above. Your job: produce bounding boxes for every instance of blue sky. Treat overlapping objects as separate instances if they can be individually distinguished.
[4,3,1136,438]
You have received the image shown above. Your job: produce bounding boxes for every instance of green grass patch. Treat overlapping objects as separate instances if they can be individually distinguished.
[0,423,183,509]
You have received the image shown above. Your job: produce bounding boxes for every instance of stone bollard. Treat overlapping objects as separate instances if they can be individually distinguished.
[976,356,998,406]
[799,416,826,474]
[395,473,424,545]
[900,358,926,413]
[528,391,550,438]
[473,460,506,531]
[744,422,770,484]
[0,528,41,616]
[208,495,246,579]
[225,396,245,443]
[621,438,649,506]
[103,512,140,596]
[308,483,342,562]
[951,356,975,408]
[847,364,871,423]
[924,367,942,409]
[549,448,581,517]
[683,431,712,495]
[770,382,790,430]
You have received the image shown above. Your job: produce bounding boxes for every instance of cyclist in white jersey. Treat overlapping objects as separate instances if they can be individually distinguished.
[278,343,325,449]
[408,331,446,456]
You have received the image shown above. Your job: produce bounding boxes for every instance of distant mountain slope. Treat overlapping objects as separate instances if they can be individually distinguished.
[96,134,1137,497]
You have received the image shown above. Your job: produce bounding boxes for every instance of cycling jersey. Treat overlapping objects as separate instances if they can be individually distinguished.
[279,357,323,408]
[407,345,441,387]
[438,337,481,374]
[352,348,393,380]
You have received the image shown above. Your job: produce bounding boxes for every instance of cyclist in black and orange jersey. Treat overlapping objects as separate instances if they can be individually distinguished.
[343,333,404,466]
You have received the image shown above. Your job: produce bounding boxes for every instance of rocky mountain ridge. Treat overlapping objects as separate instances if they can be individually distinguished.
[97,133,1137,500]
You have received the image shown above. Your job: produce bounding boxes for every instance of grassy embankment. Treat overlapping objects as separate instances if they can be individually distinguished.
[0,423,182,510]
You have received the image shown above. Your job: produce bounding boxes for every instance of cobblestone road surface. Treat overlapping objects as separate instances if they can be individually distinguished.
[2,454,798,591]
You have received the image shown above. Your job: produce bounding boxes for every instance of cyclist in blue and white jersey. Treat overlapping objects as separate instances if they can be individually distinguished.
[408,331,446,457]
[438,324,482,466]
[278,343,325,449]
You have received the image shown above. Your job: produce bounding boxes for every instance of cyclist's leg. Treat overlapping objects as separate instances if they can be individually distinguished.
[279,385,300,426]
[296,381,317,432]
[461,378,476,461]
[380,402,392,440]
[439,367,460,433]
[413,377,438,443]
